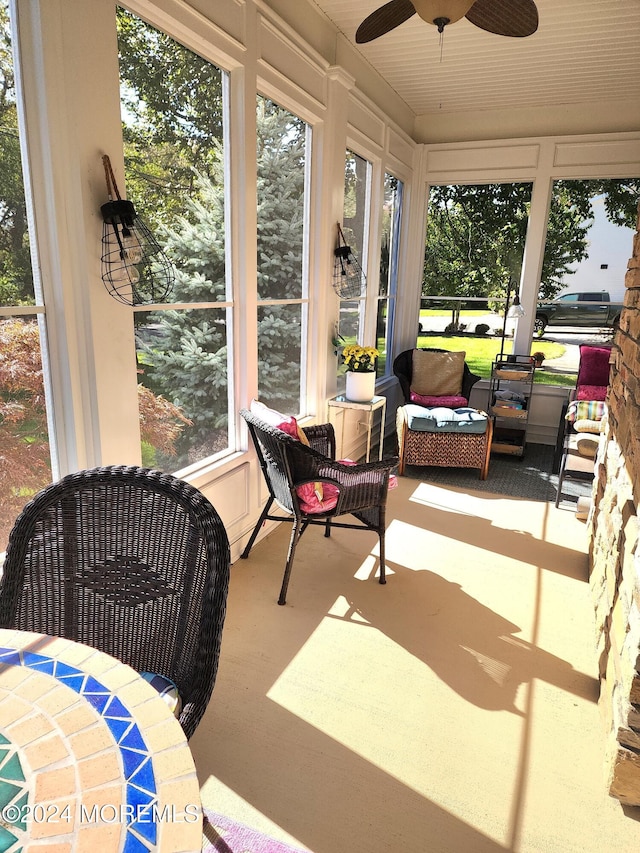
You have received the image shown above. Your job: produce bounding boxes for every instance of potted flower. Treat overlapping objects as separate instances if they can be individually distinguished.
[342,343,379,402]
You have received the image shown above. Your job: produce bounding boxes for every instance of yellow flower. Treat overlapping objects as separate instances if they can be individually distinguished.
[341,343,379,373]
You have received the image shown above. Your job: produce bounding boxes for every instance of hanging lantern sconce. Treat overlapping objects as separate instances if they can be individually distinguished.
[332,222,366,300]
[100,154,174,306]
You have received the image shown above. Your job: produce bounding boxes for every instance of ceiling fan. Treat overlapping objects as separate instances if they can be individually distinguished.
[355,0,539,43]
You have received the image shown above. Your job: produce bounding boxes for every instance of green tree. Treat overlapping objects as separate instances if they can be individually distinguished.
[0,4,33,306]
[256,97,306,412]
[137,101,308,461]
[423,179,640,304]
[137,165,229,465]
[116,7,224,228]
[119,12,308,461]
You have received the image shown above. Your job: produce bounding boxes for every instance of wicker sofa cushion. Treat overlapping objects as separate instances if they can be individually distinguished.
[404,404,488,434]
[410,350,465,397]
[409,391,468,408]
[576,384,607,402]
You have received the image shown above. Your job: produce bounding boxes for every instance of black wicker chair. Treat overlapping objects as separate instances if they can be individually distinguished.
[0,465,230,740]
[240,408,397,605]
[393,347,481,405]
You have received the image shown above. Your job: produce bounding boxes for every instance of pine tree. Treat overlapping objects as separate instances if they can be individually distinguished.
[138,101,308,466]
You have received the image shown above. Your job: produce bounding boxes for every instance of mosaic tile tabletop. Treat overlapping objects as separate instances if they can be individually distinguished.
[0,629,202,852]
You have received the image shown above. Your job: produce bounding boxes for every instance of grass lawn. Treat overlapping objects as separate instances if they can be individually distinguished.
[420,309,489,318]
[416,335,576,386]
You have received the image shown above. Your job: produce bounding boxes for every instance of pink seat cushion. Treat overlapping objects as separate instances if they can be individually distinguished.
[296,461,398,515]
[576,384,607,402]
[577,345,611,387]
[409,391,468,408]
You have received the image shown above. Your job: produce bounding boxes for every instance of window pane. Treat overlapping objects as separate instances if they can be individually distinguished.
[117,10,226,308]
[256,96,309,412]
[377,174,403,376]
[0,4,35,308]
[0,317,52,550]
[536,179,638,384]
[421,182,532,378]
[338,150,371,392]
[256,98,307,301]
[257,303,303,414]
[0,2,53,551]
[135,308,229,470]
[343,150,369,281]
[117,9,232,465]
[542,179,638,306]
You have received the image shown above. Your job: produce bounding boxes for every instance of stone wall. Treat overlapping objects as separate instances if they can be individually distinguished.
[590,205,640,805]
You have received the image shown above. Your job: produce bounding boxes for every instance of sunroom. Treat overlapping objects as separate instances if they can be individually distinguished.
[2,0,640,850]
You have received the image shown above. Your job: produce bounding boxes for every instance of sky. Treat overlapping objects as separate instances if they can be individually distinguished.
[559,196,634,302]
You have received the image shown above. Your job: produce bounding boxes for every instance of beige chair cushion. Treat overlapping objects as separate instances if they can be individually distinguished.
[574,418,603,434]
[575,434,599,458]
[411,350,465,397]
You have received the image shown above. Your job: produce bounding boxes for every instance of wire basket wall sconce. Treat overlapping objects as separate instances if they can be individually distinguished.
[100,155,175,306]
[332,222,366,299]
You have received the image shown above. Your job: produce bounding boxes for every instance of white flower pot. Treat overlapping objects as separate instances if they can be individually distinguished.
[345,370,376,403]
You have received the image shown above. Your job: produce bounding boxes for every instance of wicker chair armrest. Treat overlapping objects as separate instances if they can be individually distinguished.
[311,457,398,515]
[301,422,336,459]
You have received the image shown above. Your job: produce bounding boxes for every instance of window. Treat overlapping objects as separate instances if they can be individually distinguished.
[537,178,639,382]
[542,180,638,307]
[338,149,372,390]
[256,96,310,415]
[0,0,54,550]
[421,182,533,378]
[117,8,232,472]
[377,173,403,377]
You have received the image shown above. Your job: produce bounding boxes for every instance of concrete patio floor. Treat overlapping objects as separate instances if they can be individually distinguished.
[191,475,640,852]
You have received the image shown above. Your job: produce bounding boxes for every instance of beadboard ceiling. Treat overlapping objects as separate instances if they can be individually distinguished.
[310,0,640,117]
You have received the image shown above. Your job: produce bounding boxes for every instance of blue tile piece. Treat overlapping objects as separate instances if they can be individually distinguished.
[128,758,155,795]
[83,675,110,695]
[108,718,134,744]
[53,661,80,678]
[22,652,55,674]
[131,811,157,846]
[122,831,151,852]
[120,726,147,753]
[121,748,148,780]
[0,734,9,745]
[103,695,131,720]
[126,784,155,812]
[56,673,87,693]
[0,650,21,666]
[83,692,111,715]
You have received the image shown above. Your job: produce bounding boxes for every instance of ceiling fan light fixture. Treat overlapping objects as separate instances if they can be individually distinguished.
[412,0,476,28]
[355,0,538,45]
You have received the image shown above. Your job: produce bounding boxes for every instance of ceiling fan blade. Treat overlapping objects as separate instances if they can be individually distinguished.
[356,0,417,44]
[466,0,538,37]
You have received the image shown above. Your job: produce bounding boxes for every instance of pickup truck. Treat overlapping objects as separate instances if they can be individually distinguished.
[535,291,623,336]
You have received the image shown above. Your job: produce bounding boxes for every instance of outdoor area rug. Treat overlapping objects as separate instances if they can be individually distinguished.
[401,442,592,504]
[202,809,308,853]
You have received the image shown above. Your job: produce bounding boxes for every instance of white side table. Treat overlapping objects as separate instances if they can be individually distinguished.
[327,395,387,462]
